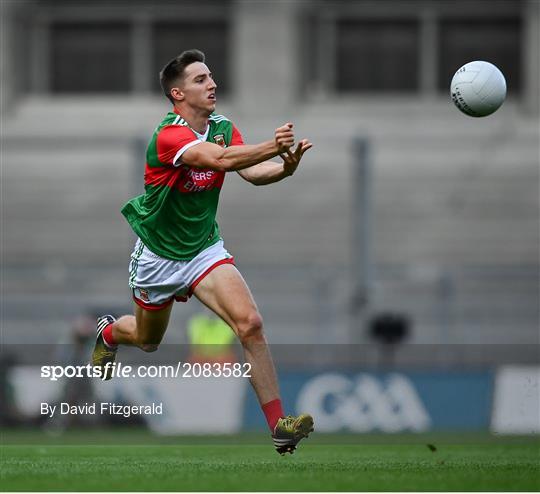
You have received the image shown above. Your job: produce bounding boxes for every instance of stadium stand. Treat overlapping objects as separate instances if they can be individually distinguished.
[3,98,538,353]
[2,0,538,364]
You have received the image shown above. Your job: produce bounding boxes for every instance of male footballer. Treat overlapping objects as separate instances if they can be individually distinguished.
[92,49,314,454]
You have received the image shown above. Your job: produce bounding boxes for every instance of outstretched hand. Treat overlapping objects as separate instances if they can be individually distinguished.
[280,139,313,176]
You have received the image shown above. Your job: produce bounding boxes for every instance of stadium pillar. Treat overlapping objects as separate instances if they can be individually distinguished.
[419,7,437,97]
[0,1,17,114]
[231,0,301,115]
[522,0,540,116]
[131,15,152,95]
[350,138,374,343]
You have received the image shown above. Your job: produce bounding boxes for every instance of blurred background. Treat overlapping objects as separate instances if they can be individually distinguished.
[1,0,539,435]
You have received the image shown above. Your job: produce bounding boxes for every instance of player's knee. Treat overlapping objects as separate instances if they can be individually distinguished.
[236,312,264,343]
[139,343,159,352]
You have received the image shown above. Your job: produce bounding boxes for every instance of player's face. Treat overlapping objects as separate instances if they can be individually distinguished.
[180,62,217,115]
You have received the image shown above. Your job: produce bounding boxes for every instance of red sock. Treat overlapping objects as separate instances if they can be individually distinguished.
[262,399,284,432]
[102,324,118,348]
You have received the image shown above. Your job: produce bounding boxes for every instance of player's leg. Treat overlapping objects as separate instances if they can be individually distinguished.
[92,303,172,379]
[92,238,179,377]
[192,263,313,454]
[192,263,278,403]
[111,303,173,351]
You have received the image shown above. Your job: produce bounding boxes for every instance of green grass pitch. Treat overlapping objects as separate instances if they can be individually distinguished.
[1,430,539,491]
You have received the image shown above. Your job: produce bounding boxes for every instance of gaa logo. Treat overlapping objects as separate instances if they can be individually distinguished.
[296,373,431,432]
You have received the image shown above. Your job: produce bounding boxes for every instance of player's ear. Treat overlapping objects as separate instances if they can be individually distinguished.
[170,87,184,101]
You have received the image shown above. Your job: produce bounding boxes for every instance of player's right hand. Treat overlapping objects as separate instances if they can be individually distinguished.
[275,123,295,153]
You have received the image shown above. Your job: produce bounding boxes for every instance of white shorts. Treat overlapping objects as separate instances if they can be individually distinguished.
[128,238,234,311]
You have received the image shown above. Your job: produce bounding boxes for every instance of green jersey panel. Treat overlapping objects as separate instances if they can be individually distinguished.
[121,112,242,261]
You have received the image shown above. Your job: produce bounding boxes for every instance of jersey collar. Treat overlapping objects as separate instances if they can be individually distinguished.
[172,108,210,140]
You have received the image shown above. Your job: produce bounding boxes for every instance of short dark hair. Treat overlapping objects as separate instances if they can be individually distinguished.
[160,49,206,103]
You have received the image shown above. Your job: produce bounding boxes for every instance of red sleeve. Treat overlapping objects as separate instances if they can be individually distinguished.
[231,124,245,146]
[156,125,200,166]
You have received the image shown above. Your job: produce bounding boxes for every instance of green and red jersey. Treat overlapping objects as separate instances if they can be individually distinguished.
[121,110,244,260]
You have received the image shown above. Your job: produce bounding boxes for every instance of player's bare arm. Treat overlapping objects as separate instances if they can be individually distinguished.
[181,123,295,172]
[238,138,313,186]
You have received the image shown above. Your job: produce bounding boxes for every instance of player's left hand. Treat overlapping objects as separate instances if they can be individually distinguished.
[280,139,313,176]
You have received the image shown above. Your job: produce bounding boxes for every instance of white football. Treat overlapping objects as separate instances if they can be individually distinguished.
[450,61,507,117]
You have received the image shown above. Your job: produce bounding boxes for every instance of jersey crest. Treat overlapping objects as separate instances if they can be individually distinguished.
[213,134,226,147]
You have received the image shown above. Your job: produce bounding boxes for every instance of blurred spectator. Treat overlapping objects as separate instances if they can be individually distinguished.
[187,312,238,364]
[369,312,411,368]
[44,313,100,431]
[0,352,23,426]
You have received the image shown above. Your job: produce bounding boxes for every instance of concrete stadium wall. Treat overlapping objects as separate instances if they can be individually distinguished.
[2,97,538,348]
[1,0,538,350]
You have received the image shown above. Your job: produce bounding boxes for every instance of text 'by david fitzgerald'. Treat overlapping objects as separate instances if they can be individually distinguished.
[41,402,163,418]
